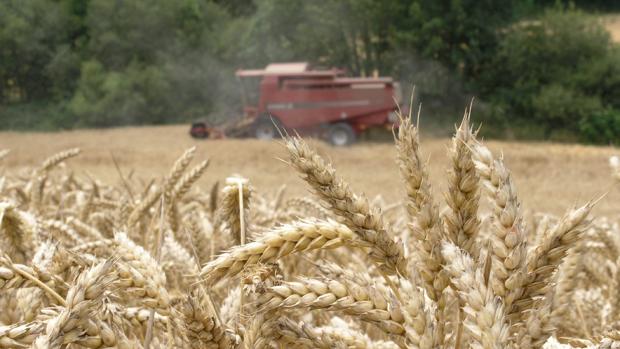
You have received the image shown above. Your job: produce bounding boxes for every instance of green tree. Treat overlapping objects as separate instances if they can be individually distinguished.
[0,0,72,102]
[85,0,180,69]
[69,0,236,126]
[534,0,620,11]
[69,59,170,127]
[479,7,620,141]
[396,0,518,80]
[232,0,408,76]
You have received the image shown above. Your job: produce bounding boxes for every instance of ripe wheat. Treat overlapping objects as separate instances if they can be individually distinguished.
[0,108,616,349]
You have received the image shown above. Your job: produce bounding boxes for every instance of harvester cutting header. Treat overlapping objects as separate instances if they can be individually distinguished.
[190,62,403,146]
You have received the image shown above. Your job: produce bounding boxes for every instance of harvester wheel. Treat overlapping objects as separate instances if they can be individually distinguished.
[253,117,280,141]
[327,123,356,146]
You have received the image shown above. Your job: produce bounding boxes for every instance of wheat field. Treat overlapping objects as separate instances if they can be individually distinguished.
[1,124,618,217]
[1,114,620,348]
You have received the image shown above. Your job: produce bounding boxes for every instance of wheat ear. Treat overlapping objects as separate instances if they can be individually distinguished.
[164,146,196,195]
[29,149,81,211]
[179,295,235,348]
[37,148,81,175]
[442,242,510,349]
[0,201,37,263]
[0,321,46,347]
[399,279,438,349]
[273,317,355,348]
[201,219,355,284]
[512,203,593,348]
[257,276,405,337]
[216,176,252,246]
[126,186,161,227]
[171,159,210,201]
[444,109,481,255]
[518,202,594,313]
[394,110,445,300]
[114,232,171,313]
[285,136,406,276]
[31,259,118,348]
[0,149,9,161]
[473,141,527,310]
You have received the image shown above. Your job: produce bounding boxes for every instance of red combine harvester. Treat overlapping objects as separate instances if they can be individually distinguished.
[190,62,402,146]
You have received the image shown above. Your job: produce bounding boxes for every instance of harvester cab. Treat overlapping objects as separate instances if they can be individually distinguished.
[190,62,403,146]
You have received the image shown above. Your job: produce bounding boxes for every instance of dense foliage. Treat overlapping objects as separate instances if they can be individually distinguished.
[479,8,620,142]
[1,0,619,143]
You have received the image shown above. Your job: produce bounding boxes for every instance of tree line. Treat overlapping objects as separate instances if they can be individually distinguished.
[1,0,620,143]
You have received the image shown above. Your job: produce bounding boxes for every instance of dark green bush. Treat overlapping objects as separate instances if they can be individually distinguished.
[69,60,171,127]
[531,84,604,135]
[579,109,620,145]
[0,102,73,131]
[479,7,620,142]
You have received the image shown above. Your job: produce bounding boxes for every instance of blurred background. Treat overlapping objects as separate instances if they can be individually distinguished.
[1,0,619,143]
